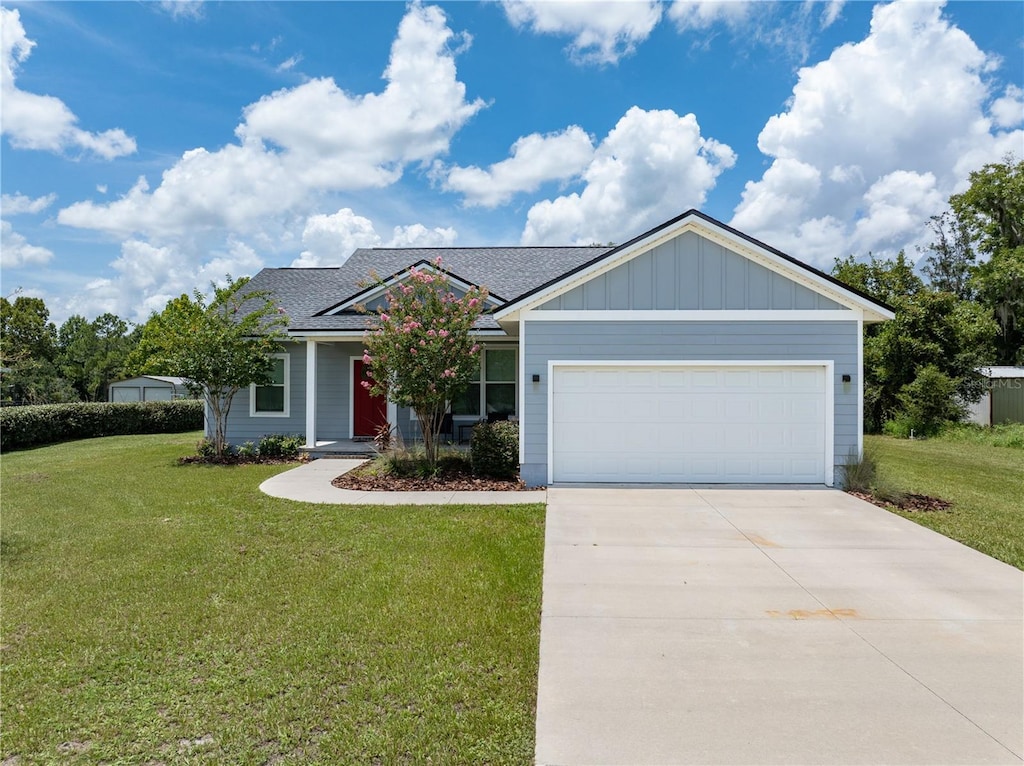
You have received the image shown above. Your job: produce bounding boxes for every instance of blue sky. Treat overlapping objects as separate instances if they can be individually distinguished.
[1,1,1021,324]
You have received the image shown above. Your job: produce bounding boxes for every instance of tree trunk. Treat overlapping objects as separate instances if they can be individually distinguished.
[420,405,444,469]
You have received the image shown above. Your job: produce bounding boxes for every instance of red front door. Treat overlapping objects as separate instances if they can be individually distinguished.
[353,359,388,437]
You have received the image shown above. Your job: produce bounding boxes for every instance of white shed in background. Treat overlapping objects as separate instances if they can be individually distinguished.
[108,376,190,402]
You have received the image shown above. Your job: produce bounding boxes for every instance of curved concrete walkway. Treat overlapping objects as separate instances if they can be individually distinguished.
[258,458,547,505]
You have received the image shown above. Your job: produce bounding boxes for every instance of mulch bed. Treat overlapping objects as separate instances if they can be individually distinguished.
[848,491,953,512]
[178,455,306,466]
[333,464,531,492]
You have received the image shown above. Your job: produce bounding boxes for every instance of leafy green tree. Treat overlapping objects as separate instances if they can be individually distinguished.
[832,251,923,306]
[950,156,1024,363]
[832,253,997,432]
[0,295,73,404]
[894,364,965,437]
[1,296,56,365]
[56,313,137,401]
[132,277,287,457]
[361,260,487,469]
[920,211,976,300]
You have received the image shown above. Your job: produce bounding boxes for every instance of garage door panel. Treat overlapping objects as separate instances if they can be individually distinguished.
[552,364,827,484]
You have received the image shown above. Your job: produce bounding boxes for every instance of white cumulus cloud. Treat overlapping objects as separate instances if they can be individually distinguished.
[158,1,205,21]
[443,126,595,207]
[990,84,1023,129]
[1,220,54,268]
[1,8,136,159]
[387,223,457,249]
[1,192,56,216]
[291,208,458,267]
[667,1,754,31]
[58,3,483,239]
[502,0,662,65]
[732,0,1024,264]
[521,106,735,245]
[51,4,481,319]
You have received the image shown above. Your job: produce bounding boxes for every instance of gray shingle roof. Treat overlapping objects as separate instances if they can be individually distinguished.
[246,246,612,333]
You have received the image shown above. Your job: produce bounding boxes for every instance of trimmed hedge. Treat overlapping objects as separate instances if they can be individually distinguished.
[470,421,519,480]
[0,400,204,452]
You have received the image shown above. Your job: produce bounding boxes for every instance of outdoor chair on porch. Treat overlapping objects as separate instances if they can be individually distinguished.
[439,413,454,442]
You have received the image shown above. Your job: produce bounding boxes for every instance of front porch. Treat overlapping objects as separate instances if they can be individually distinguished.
[300,439,379,459]
[299,339,520,449]
[301,437,474,460]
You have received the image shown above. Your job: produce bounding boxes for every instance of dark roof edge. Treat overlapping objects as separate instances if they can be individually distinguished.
[354,245,610,252]
[313,259,506,317]
[497,209,894,314]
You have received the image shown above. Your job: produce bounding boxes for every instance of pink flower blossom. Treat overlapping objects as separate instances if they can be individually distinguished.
[470,344,480,354]
[419,339,426,347]
[362,352,372,364]
[360,380,371,390]
[468,298,479,308]
[426,329,436,337]
[380,313,389,322]
[438,329,449,338]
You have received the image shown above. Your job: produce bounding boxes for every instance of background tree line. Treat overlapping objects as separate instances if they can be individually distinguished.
[0,296,141,405]
[832,155,1022,435]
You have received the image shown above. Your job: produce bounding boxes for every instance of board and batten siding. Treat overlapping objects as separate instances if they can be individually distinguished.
[223,341,363,444]
[519,320,859,486]
[538,231,846,312]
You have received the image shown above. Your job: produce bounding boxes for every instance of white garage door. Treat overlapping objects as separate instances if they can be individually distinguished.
[143,387,173,401]
[111,386,141,402]
[551,364,828,484]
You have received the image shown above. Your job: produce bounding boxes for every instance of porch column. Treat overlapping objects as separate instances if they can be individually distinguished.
[305,339,317,448]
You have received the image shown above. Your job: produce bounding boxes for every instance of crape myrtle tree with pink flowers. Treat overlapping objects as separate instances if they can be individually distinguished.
[360,258,488,469]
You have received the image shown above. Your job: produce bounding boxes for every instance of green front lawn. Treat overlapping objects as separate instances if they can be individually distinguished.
[1,433,545,764]
[866,431,1024,569]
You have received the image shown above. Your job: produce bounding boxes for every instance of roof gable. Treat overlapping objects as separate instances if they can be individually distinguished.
[495,210,894,323]
[538,231,847,311]
[315,261,504,316]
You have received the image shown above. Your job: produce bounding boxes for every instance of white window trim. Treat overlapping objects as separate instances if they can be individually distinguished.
[250,353,290,418]
[451,346,518,419]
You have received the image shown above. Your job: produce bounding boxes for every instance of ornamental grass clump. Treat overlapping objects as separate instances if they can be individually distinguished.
[360,258,487,470]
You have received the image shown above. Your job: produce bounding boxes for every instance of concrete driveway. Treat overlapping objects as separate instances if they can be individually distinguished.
[535,487,1023,765]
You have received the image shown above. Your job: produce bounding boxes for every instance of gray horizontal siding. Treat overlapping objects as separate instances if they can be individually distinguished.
[224,341,363,444]
[539,231,845,311]
[522,320,860,484]
[225,341,308,443]
[316,342,363,440]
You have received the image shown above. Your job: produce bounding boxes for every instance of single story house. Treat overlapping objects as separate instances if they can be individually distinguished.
[109,375,190,402]
[966,367,1024,426]
[221,210,894,486]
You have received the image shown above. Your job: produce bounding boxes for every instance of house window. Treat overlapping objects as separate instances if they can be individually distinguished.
[250,354,289,417]
[451,347,516,418]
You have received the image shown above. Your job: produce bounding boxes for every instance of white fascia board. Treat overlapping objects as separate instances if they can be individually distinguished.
[521,309,861,322]
[549,359,835,368]
[497,216,894,323]
[290,329,511,340]
[324,264,501,316]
